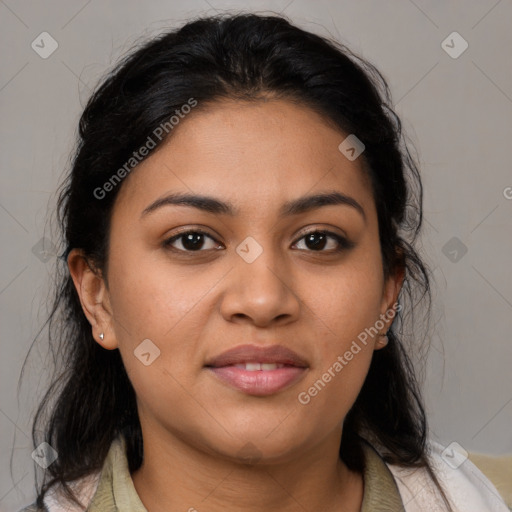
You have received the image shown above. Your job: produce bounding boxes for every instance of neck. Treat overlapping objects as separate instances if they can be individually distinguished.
[131,424,363,512]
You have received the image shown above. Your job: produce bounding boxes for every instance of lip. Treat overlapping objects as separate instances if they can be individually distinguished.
[205,344,308,396]
[205,344,308,368]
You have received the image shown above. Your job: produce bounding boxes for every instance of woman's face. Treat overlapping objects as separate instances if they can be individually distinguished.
[72,98,402,463]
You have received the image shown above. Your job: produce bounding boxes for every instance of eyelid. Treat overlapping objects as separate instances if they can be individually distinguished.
[291,228,354,251]
[293,225,348,242]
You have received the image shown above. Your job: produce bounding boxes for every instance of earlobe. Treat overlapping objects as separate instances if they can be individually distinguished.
[374,332,389,349]
[67,249,118,350]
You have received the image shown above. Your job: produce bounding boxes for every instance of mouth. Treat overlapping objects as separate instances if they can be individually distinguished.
[205,344,308,396]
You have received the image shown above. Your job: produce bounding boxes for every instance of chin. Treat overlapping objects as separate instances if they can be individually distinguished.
[208,425,312,465]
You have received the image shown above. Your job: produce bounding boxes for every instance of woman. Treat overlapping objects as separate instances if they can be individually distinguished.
[20,12,508,512]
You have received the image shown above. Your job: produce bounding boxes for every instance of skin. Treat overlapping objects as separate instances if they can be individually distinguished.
[69,98,403,512]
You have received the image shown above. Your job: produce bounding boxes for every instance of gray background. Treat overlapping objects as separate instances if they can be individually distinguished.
[1,0,511,510]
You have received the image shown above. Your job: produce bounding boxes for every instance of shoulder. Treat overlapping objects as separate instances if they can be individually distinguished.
[21,435,127,512]
[385,439,510,512]
[18,471,102,512]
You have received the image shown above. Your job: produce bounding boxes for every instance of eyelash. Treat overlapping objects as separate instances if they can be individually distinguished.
[163,228,354,254]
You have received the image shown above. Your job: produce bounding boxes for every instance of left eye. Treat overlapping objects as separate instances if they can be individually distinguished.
[293,230,352,252]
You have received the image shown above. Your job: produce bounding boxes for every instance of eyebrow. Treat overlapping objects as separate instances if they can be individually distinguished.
[140,190,366,222]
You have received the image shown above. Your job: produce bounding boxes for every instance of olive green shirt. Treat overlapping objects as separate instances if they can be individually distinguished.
[24,435,405,511]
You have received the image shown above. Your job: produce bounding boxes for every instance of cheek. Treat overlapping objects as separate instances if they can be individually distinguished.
[296,255,383,411]
[106,250,222,397]
[296,287,378,422]
[306,256,385,351]
[108,248,212,341]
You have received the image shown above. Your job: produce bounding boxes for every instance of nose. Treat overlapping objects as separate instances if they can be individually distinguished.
[219,244,301,328]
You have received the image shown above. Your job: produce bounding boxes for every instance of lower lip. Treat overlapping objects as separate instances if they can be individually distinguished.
[207,366,307,396]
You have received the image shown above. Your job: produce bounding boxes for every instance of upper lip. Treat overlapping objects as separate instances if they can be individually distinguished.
[205,344,308,368]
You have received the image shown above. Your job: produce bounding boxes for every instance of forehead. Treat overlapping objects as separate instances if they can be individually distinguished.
[113,98,375,220]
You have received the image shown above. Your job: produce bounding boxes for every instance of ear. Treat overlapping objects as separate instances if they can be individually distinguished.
[67,248,118,350]
[376,254,405,347]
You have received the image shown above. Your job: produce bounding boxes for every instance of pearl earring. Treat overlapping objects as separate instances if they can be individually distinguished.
[99,332,104,340]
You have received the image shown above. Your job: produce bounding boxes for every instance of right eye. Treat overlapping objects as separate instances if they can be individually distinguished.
[163,229,223,252]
